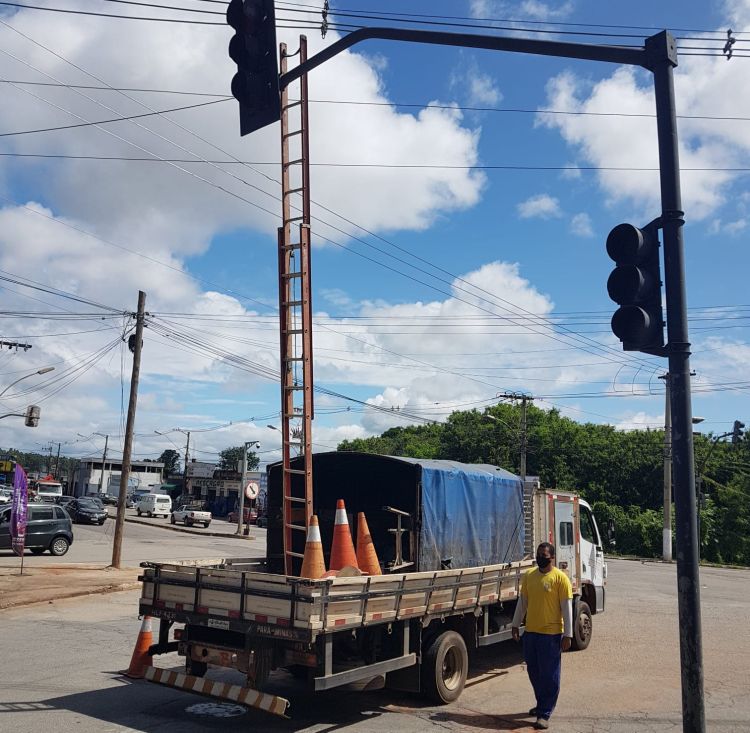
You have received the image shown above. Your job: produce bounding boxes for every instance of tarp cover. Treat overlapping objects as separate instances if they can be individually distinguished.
[415,460,524,570]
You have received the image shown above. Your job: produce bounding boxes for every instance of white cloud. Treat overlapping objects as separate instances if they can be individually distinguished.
[615,411,664,431]
[570,212,593,237]
[469,0,574,21]
[517,193,562,219]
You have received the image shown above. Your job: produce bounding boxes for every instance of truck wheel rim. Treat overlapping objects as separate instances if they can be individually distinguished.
[442,647,462,690]
[579,613,592,640]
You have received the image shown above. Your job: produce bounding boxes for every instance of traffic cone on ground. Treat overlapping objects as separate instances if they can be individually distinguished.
[356,512,382,575]
[329,499,359,571]
[300,515,327,579]
[123,615,154,679]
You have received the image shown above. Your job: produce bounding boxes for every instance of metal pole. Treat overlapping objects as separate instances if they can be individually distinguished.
[662,373,672,562]
[520,396,528,483]
[54,442,61,480]
[111,291,145,569]
[98,434,109,493]
[237,443,247,535]
[647,31,705,733]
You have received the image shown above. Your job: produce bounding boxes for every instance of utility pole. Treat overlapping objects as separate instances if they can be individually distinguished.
[498,392,532,481]
[98,434,109,493]
[54,442,61,480]
[660,373,672,562]
[112,291,145,569]
[183,431,191,499]
[47,442,53,474]
[237,443,248,536]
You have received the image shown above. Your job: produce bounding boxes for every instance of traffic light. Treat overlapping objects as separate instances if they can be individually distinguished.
[732,419,745,444]
[606,220,665,353]
[24,405,40,427]
[227,0,280,136]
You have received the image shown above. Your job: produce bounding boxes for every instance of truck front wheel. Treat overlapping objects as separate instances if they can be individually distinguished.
[421,630,468,703]
[571,601,592,651]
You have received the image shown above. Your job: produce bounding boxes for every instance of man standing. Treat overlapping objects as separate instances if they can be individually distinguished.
[512,542,573,730]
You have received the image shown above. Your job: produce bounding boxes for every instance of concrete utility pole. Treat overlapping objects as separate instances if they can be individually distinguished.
[112,291,145,569]
[54,442,61,480]
[183,430,191,497]
[498,392,532,481]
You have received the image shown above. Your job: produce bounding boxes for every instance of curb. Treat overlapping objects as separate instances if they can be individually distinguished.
[121,513,257,541]
[0,581,141,611]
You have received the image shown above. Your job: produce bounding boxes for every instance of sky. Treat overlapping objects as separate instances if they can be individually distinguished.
[1,0,749,472]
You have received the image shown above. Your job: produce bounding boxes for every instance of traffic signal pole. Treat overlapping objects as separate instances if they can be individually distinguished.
[228,15,703,731]
[648,33,704,732]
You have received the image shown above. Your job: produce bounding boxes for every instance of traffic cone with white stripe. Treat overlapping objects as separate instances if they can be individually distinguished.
[123,615,154,679]
[329,499,359,571]
[356,512,382,575]
[300,515,326,579]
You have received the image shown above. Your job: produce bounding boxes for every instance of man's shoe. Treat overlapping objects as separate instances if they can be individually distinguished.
[534,719,550,730]
[528,708,539,717]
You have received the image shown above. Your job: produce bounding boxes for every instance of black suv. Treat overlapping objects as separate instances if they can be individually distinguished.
[67,498,108,525]
[0,503,74,556]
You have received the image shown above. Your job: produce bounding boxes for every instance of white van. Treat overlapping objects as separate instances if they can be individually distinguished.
[35,481,63,502]
[136,493,172,518]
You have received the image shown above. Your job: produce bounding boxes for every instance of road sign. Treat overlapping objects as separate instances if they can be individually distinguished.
[245,481,259,500]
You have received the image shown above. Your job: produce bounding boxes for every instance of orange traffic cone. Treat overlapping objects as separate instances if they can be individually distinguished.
[123,615,154,679]
[329,499,359,571]
[356,512,382,575]
[300,515,327,579]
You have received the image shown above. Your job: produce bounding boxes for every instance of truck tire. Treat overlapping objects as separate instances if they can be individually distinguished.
[571,601,592,651]
[421,630,468,703]
[137,509,142,516]
[186,657,207,678]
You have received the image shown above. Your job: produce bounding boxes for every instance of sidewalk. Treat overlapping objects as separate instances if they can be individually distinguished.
[109,507,257,540]
[0,563,140,610]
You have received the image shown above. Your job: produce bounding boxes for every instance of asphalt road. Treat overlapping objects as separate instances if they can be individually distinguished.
[0,557,748,732]
[0,513,267,567]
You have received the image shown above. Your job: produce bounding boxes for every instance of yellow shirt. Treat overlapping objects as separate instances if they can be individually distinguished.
[521,566,573,635]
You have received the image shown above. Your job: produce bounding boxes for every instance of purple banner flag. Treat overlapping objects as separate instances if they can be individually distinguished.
[11,463,28,557]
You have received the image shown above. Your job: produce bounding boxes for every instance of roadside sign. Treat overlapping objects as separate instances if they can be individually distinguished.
[245,481,259,500]
[11,464,28,557]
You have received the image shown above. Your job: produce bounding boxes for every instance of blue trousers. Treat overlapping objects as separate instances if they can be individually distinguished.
[523,631,562,720]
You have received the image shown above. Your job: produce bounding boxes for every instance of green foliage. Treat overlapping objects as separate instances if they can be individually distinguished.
[219,445,260,472]
[337,403,750,566]
[158,449,181,476]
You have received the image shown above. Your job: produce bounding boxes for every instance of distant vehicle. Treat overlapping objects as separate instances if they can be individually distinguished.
[125,494,135,508]
[227,506,257,525]
[55,495,76,508]
[171,505,211,528]
[67,498,108,525]
[34,480,63,503]
[136,493,172,518]
[256,511,268,529]
[0,503,73,556]
[92,492,118,506]
[0,488,12,505]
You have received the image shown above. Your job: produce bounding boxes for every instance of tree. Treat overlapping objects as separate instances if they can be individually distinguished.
[158,449,181,476]
[219,446,260,472]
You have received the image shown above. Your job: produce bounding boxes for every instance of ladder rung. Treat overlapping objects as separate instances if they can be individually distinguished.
[284,384,303,391]
[284,468,307,475]
[284,157,303,166]
[281,244,301,252]
[282,130,302,140]
[283,329,303,335]
[284,495,307,503]
[285,551,305,559]
[283,100,302,110]
[282,299,304,307]
[284,216,304,223]
[282,272,302,279]
[285,523,306,532]
[283,356,304,362]
[286,187,304,195]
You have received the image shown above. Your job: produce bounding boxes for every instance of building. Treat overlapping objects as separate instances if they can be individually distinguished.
[72,459,164,497]
[184,463,268,517]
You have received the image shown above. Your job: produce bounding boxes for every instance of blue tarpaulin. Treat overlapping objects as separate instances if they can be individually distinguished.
[408,460,525,570]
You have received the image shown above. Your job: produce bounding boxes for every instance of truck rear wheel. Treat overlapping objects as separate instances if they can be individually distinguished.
[421,630,468,703]
[186,657,207,678]
[571,601,592,651]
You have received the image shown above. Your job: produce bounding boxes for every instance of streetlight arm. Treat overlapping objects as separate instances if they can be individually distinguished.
[0,367,55,398]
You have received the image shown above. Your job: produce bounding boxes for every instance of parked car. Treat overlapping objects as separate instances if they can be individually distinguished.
[125,494,135,508]
[0,503,74,556]
[67,497,108,525]
[92,492,118,506]
[0,488,12,505]
[227,506,258,525]
[136,493,172,518]
[256,511,268,529]
[55,495,76,509]
[171,505,212,528]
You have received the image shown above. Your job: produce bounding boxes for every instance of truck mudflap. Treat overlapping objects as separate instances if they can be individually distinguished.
[143,666,290,718]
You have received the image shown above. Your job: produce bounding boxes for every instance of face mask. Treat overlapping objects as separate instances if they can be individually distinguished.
[536,556,552,569]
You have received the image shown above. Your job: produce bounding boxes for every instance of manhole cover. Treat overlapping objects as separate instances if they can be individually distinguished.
[185,702,247,718]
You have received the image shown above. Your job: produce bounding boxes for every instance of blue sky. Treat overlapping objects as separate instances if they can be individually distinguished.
[1,0,749,469]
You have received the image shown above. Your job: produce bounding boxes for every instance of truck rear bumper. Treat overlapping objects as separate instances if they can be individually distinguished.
[143,665,289,717]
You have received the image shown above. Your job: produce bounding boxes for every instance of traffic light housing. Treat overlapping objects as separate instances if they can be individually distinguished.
[227,0,280,136]
[24,405,40,427]
[606,220,665,354]
[732,419,745,444]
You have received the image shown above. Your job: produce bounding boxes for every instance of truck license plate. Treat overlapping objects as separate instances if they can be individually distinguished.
[207,618,230,630]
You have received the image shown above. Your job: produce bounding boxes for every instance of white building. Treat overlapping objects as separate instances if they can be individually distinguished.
[73,459,164,497]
